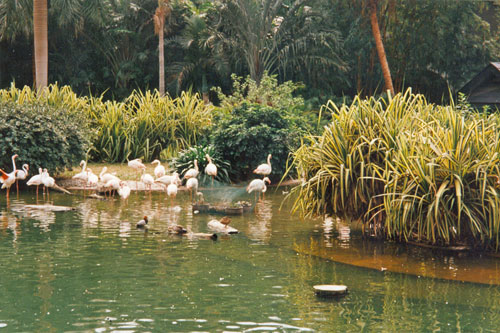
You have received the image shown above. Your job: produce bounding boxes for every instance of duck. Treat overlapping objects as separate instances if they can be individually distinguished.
[220,216,232,228]
[253,154,272,177]
[167,225,188,234]
[136,216,148,228]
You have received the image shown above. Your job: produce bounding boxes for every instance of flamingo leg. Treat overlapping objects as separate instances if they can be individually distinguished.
[16,180,19,196]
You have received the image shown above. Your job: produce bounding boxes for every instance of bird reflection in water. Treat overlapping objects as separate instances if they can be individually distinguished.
[247,199,273,242]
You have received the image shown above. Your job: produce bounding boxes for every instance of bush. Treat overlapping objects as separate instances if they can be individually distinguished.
[171,145,231,185]
[0,102,92,173]
[210,103,301,181]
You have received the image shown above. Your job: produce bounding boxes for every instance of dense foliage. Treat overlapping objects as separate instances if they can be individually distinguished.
[211,103,301,181]
[0,101,91,173]
[1,0,498,102]
[171,145,231,185]
[289,90,500,250]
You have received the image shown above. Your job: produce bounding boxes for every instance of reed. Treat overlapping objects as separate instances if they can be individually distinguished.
[289,89,500,250]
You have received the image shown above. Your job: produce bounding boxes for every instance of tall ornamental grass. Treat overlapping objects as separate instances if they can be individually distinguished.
[0,84,213,163]
[289,89,500,251]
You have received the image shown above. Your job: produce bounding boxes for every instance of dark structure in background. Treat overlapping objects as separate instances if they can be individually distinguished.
[460,62,500,109]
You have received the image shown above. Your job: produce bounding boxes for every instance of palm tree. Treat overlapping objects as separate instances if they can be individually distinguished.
[211,0,345,85]
[368,0,394,95]
[168,13,228,102]
[154,0,171,96]
[33,0,48,89]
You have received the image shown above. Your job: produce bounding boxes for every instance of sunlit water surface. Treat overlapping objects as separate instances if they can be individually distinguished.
[0,187,500,332]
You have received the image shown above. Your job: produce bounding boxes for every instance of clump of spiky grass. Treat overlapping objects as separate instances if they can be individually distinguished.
[289,89,500,250]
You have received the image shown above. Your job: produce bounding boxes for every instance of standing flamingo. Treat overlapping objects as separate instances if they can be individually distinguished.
[167,177,178,204]
[72,160,89,191]
[184,159,199,180]
[186,177,198,202]
[246,177,271,202]
[0,167,18,201]
[141,169,155,193]
[128,158,146,187]
[253,154,272,178]
[204,154,217,186]
[118,181,131,200]
[12,155,29,195]
[152,159,166,178]
[27,168,44,199]
[41,168,55,200]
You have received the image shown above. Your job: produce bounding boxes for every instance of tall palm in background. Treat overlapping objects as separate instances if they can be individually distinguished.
[211,0,345,85]
[168,8,228,102]
[154,0,171,96]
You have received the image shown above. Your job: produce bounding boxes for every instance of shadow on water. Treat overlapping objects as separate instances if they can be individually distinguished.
[0,187,500,331]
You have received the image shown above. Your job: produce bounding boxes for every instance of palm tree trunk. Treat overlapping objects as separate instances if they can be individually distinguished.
[33,0,48,90]
[369,0,394,95]
[159,25,165,96]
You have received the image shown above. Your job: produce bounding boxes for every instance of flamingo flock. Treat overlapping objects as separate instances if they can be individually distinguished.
[1,152,275,205]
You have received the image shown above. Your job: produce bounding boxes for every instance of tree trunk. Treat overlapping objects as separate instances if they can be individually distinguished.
[33,0,48,90]
[159,25,165,96]
[369,0,394,95]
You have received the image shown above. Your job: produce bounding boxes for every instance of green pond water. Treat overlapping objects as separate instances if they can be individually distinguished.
[1,187,500,332]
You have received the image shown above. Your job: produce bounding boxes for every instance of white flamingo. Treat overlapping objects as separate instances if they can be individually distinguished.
[118,181,131,200]
[253,154,272,178]
[104,178,121,197]
[99,166,119,183]
[41,168,55,199]
[184,159,199,179]
[128,158,146,186]
[167,177,178,203]
[141,170,155,193]
[12,155,29,194]
[72,160,89,191]
[186,177,198,202]
[204,154,217,185]
[246,177,271,202]
[151,159,166,178]
[86,168,99,189]
[27,168,44,198]
[155,172,180,190]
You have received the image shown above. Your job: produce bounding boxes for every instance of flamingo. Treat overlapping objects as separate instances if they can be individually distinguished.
[204,154,217,185]
[0,167,17,201]
[184,159,199,179]
[72,160,89,190]
[41,168,55,200]
[246,177,271,202]
[167,177,178,203]
[141,170,155,193]
[12,155,28,194]
[86,168,99,189]
[118,181,131,200]
[104,178,121,197]
[151,159,166,179]
[155,172,180,195]
[128,158,146,186]
[99,166,119,184]
[27,168,44,199]
[186,177,198,202]
[253,154,272,178]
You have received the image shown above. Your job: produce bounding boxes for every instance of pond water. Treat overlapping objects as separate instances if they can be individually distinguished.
[0,187,500,332]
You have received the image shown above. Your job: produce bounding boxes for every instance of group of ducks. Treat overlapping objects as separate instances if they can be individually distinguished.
[0,154,56,200]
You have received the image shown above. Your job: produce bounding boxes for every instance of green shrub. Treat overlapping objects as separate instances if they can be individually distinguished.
[0,102,92,173]
[171,145,231,185]
[210,103,301,181]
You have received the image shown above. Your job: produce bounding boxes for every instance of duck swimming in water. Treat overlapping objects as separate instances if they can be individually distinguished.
[136,216,148,228]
